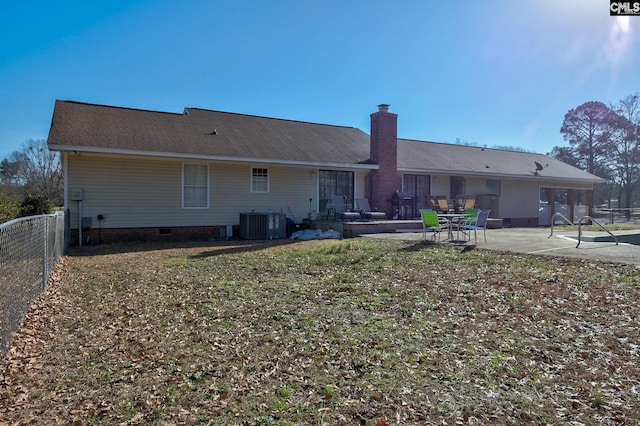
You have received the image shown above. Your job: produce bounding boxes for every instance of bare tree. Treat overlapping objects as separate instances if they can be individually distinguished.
[610,94,640,215]
[548,146,580,168]
[560,101,617,176]
[0,139,62,206]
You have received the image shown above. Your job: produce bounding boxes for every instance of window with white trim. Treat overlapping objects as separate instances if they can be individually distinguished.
[251,167,269,193]
[183,163,209,208]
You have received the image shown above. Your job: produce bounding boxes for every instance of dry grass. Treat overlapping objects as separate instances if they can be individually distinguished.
[1,238,640,425]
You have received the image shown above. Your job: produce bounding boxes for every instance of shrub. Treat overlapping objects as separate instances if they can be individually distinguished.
[20,194,54,217]
[0,192,21,223]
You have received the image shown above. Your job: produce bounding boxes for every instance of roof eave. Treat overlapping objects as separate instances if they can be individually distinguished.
[48,145,379,170]
[398,167,605,183]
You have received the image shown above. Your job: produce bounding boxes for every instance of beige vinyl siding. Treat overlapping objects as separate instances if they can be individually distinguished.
[500,179,592,219]
[66,154,321,229]
[463,177,491,196]
[415,173,594,220]
[499,180,539,218]
[354,170,367,201]
[66,154,209,228]
[430,174,449,197]
[211,164,318,224]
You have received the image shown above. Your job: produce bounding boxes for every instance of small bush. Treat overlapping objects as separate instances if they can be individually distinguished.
[20,194,54,217]
[0,191,21,223]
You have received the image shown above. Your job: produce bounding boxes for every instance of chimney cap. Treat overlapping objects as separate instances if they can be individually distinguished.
[377,104,390,112]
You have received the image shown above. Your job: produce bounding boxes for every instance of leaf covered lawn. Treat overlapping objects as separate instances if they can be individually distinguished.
[1,238,640,425]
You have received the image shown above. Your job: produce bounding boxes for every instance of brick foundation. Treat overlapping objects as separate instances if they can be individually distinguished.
[70,226,232,245]
[508,217,540,227]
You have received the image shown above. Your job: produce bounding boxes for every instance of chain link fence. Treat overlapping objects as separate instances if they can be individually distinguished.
[0,211,66,359]
[593,207,640,225]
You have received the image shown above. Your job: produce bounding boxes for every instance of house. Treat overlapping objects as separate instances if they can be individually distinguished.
[46,100,604,243]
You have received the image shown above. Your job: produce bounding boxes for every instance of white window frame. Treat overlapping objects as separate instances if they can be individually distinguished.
[251,167,269,193]
[182,163,210,209]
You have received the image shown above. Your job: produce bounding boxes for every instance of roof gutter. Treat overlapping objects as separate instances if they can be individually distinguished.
[48,145,379,170]
[398,167,606,184]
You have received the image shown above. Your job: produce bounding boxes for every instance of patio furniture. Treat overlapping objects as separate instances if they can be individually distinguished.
[452,195,465,213]
[436,196,453,214]
[457,209,490,243]
[437,212,466,241]
[330,195,361,221]
[453,195,476,213]
[452,208,477,240]
[354,198,387,220]
[463,195,476,211]
[425,195,438,211]
[420,209,446,242]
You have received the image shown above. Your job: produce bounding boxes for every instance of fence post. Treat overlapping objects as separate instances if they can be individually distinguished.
[43,216,49,290]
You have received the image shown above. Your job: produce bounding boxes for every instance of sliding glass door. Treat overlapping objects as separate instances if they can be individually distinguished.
[403,174,431,215]
[319,170,354,214]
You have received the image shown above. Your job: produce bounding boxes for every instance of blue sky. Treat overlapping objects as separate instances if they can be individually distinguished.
[0,0,636,160]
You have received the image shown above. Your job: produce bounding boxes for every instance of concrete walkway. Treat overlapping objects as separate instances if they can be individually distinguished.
[362,227,640,266]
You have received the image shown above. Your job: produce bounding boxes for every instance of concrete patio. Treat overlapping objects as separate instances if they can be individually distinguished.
[360,226,640,266]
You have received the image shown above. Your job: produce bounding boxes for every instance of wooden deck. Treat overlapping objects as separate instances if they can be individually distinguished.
[304,218,424,237]
[304,216,505,237]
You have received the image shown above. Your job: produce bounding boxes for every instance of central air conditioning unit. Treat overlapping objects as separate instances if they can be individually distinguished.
[239,212,286,240]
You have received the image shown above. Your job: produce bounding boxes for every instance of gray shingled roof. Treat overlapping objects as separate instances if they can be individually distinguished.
[47,101,372,166]
[47,100,604,183]
[398,139,604,182]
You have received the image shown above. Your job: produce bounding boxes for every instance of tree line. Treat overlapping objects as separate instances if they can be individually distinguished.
[551,93,640,212]
[0,139,62,222]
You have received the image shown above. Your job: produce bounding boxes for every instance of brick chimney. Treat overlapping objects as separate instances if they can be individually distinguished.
[365,104,402,218]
